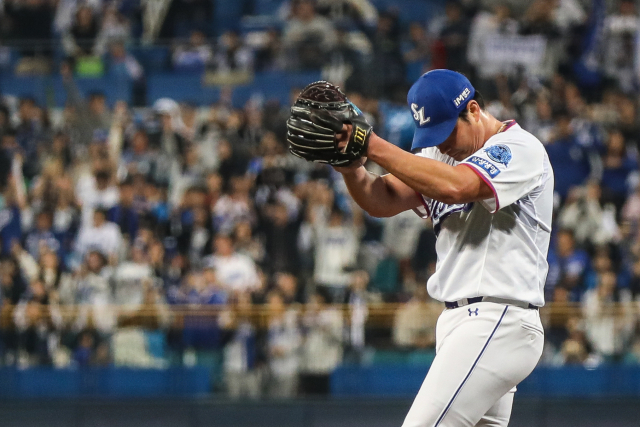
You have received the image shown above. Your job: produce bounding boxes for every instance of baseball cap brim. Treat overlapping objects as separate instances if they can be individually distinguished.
[410,115,458,151]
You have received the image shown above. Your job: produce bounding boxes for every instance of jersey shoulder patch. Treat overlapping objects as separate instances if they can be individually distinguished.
[484,144,512,166]
[467,156,500,178]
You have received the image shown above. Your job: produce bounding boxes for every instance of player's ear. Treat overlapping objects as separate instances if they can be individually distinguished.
[467,100,481,122]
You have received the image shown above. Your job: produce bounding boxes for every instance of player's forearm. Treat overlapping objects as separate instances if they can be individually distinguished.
[366,133,473,204]
[340,166,408,217]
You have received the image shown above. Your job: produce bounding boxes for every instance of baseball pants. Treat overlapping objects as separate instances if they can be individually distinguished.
[401,301,544,427]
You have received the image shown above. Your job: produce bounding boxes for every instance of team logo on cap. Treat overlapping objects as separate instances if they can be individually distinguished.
[484,144,512,166]
[411,103,431,126]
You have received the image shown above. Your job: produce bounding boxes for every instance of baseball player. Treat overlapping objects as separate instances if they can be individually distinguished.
[287,69,553,426]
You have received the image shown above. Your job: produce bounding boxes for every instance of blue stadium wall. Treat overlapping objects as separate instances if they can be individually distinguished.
[2,365,640,398]
[0,397,638,427]
[0,366,640,426]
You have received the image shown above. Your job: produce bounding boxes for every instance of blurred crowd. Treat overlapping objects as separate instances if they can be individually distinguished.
[1,0,640,398]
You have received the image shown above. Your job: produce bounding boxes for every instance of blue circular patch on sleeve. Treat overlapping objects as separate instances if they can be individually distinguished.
[484,144,512,166]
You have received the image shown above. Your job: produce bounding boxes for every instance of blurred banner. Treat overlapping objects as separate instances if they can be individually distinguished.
[483,35,547,69]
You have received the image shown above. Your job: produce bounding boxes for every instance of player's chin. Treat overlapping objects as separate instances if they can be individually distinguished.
[450,152,466,161]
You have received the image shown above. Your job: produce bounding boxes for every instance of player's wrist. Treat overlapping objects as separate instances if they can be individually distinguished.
[333,157,366,174]
[365,132,385,160]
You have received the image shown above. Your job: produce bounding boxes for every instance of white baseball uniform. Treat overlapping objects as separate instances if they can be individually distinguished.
[403,122,554,427]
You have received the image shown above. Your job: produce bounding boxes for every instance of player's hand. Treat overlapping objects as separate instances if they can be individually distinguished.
[333,123,366,173]
[335,123,351,150]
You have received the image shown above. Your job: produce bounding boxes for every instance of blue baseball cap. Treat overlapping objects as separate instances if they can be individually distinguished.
[408,69,475,150]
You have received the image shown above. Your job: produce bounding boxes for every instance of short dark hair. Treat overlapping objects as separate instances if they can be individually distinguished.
[458,91,485,122]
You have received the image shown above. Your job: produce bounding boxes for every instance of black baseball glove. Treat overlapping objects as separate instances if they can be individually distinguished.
[286,81,372,167]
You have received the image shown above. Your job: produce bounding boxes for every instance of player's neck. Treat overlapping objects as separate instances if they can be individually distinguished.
[480,114,504,144]
[491,117,505,136]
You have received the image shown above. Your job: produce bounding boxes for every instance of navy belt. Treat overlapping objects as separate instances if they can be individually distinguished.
[445,296,539,310]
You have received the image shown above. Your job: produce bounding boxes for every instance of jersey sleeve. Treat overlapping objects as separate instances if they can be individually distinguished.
[460,132,544,213]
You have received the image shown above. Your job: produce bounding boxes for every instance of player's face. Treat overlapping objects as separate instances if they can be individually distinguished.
[437,105,485,161]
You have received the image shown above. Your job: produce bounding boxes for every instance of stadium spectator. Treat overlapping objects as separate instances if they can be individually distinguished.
[213,31,253,73]
[74,208,123,262]
[24,211,61,262]
[299,292,343,395]
[600,129,638,211]
[403,22,432,82]
[343,269,373,362]
[113,244,153,307]
[545,111,593,200]
[381,209,426,286]
[265,290,301,398]
[273,272,303,305]
[12,279,62,367]
[260,201,302,275]
[15,97,48,179]
[467,4,519,86]
[105,41,146,106]
[61,63,112,151]
[616,96,640,151]
[172,30,213,73]
[560,317,591,365]
[322,25,366,90]
[359,10,405,97]
[0,185,25,257]
[150,98,189,168]
[253,28,285,72]
[0,256,27,305]
[204,234,260,297]
[73,330,97,366]
[557,182,620,248]
[122,129,156,177]
[313,205,360,303]
[112,281,169,368]
[393,286,437,350]
[94,6,131,56]
[545,229,590,302]
[62,5,100,59]
[526,92,556,145]
[213,175,255,235]
[76,166,119,227]
[520,0,563,39]
[107,177,141,242]
[182,206,214,269]
[582,270,633,361]
[603,0,640,94]
[432,1,471,74]
[232,220,265,267]
[38,249,72,298]
[221,291,262,399]
[283,0,337,70]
